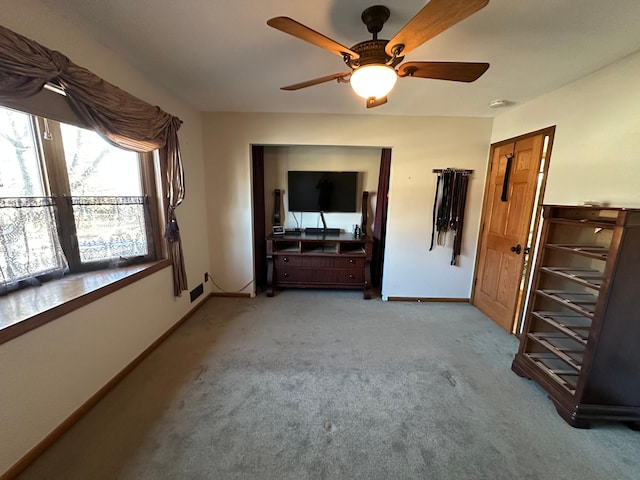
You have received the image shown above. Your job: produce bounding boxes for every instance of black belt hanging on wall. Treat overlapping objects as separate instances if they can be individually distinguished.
[429,168,473,266]
[501,153,514,202]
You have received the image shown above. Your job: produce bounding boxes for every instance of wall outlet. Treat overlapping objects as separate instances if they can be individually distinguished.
[204,272,209,282]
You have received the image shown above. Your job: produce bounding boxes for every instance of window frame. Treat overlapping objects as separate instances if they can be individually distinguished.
[31,113,164,272]
[0,103,170,344]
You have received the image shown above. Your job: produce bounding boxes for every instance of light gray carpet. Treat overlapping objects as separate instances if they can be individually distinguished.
[17,291,640,479]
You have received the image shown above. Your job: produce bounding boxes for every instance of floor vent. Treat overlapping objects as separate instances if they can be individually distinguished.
[190,283,204,302]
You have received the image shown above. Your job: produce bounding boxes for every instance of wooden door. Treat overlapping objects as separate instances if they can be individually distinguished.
[473,133,546,331]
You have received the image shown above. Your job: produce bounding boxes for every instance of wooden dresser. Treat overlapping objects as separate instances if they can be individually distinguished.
[266,233,372,299]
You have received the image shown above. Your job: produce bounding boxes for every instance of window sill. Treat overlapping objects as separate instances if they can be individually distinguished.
[0,260,171,345]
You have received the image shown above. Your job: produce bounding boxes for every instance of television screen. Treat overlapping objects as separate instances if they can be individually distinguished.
[287,171,358,212]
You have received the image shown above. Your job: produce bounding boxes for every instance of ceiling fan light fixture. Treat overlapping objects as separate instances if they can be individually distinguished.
[350,64,397,99]
[268,1,491,107]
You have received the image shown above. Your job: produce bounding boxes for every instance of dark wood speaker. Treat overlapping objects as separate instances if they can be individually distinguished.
[361,191,369,236]
[273,189,281,226]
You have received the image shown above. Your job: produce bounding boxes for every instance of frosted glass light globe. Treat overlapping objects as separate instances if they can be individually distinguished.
[350,65,397,99]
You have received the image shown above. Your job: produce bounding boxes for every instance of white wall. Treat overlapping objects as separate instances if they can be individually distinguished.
[492,51,640,208]
[202,113,493,299]
[263,145,381,234]
[0,1,210,475]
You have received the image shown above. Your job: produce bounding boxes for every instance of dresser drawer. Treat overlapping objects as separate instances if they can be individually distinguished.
[275,254,364,269]
[276,267,364,285]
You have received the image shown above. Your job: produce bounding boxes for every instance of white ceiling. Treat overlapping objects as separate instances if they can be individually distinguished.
[40,0,640,117]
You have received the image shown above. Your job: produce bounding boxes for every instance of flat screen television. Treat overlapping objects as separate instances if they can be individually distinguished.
[287,171,358,212]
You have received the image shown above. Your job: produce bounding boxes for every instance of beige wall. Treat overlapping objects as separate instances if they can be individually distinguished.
[5,2,637,475]
[202,113,493,299]
[263,145,381,234]
[492,50,640,208]
[0,1,210,475]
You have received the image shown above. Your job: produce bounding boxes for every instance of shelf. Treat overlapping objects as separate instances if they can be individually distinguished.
[527,332,584,371]
[536,289,597,318]
[339,242,366,255]
[513,205,640,428]
[545,244,609,260]
[524,353,578,394]
[271,240,300,253]
[339,246,365,255]
[270,236,367,256]
[539,266,604,290]
[273,244,300,253]
[531,311,591,344]
[293,240,334,254]
[548,217,616,229]
[301,245,338,254]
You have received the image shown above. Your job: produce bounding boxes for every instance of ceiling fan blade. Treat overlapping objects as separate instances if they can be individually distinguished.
[385,0,489,57]
[366,96,388,108]
[398,62,489,82]
[268,17,360,60]
[281,72,351,91]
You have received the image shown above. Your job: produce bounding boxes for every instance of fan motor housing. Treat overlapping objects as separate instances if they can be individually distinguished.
[345,40,403,69]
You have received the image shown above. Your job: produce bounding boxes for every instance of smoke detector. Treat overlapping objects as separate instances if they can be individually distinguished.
[489,99,508,108]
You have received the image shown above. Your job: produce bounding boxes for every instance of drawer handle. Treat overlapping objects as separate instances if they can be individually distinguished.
[283,256,289,262]
[283,272,289,278]
[349,259,355,264]
[349,274,355,279]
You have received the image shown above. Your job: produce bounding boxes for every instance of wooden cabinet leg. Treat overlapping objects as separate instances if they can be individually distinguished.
[553,403,591,429]
[564,417,591,429]
[266,256,274,297]
[626,422,640,431]
[510,355,531,380]
[363,258,372,299]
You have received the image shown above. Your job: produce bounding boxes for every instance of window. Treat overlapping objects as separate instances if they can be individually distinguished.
[0,104,163,294]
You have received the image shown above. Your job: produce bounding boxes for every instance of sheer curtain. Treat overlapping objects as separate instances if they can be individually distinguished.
[0,197,68,294]
[0,24,187,296]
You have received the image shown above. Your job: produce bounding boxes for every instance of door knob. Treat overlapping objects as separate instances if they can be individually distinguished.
[510,244,522,255]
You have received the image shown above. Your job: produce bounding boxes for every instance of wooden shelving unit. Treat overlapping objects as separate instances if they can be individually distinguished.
[511,205,640,429]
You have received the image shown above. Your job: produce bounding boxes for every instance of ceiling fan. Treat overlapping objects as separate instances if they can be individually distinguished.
[267,0,490,108]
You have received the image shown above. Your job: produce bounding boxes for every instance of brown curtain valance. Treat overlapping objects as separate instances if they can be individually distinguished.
[0,23,188,296]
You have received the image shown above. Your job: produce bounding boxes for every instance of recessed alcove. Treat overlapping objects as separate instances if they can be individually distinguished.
[252,145,391,294]
[263,145,381,233]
